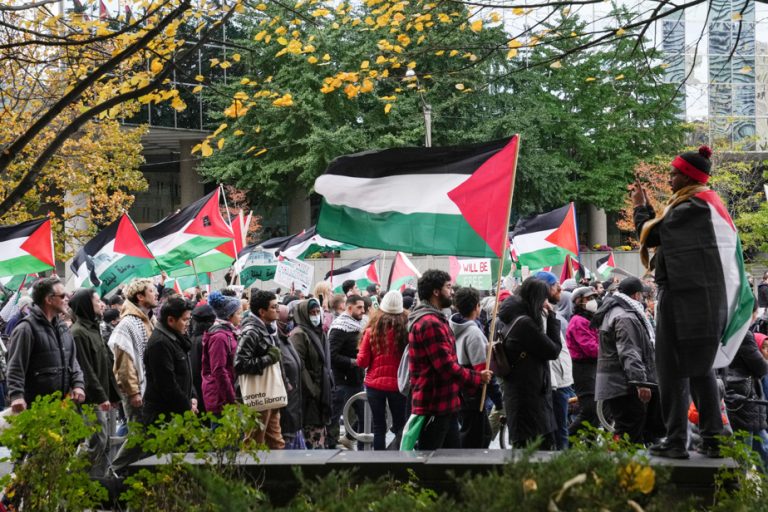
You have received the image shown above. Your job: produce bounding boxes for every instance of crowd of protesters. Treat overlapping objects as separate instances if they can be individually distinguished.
[0,144,765,476]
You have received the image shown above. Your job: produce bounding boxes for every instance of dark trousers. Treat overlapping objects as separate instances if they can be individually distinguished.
[366,387,407,450]
[329,383,363,447]
[552,386,574,450]
[569,360,598,436]
[417,413,460,450]
[656,290,723,447]
[604,392,663,444]
[459,408,491,448]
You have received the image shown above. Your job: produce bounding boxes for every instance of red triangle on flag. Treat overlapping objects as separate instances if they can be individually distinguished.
[447,136,518,258]
[20,219,54,267]
[607,253,615,268]
[366,261,380,284]
[184,189,234,240]
[115,214,154,259]
[544,203,579,257]
[448,256,461,282]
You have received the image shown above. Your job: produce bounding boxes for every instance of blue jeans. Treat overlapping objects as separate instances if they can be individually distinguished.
[366,387,407,450]
[552,386,574,450]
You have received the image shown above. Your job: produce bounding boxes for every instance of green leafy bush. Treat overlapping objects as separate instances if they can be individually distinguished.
[0,393,107,512]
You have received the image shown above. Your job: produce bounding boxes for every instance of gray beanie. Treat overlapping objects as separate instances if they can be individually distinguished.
[208,291,241,320]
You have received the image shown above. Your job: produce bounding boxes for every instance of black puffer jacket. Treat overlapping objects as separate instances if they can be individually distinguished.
[497,296,561,447]
[726,331,768,433]
[328,314,363,387]
[7,306,85,404]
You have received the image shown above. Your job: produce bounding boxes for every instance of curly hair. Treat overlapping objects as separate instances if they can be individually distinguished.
[367,309,408,355]
[124,278,154,303]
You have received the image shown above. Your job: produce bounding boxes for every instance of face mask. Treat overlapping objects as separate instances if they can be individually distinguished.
[310,315,322,327]
[585,299,598,313]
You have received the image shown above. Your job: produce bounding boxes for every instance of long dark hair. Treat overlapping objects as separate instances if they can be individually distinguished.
[518,278,550,320]
[366,309,408,354]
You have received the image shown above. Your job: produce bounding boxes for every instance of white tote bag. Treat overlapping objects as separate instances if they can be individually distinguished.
[238,363,288,412]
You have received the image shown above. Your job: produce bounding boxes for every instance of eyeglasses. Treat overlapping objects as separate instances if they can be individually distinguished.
[50,293,67,299]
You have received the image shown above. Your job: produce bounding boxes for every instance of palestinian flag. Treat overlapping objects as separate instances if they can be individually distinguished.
[388,252,421,291]
[315,137,519,258]
[0,218,55,277]
[695,190,754,369]
[141,190,233,272]
[596,253,616,278]
[237,243,279,287]
[71,214,156,296]
[167,272,211,294]
[0,273,34,292]
[560,255,592,283]
[510,203,579,269]
[325,255,380,293]
[278,226,357,260]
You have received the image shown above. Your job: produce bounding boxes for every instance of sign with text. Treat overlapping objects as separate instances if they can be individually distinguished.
[274,257,314,294]
[455,258,492,290]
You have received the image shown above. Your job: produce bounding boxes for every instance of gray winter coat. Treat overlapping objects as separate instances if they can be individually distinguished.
[594,296,656,401]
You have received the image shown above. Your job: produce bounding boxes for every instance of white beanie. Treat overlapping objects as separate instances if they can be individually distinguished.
[379,290,403,314]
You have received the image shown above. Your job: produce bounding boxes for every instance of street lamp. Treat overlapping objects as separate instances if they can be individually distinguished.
[405,69,432,148]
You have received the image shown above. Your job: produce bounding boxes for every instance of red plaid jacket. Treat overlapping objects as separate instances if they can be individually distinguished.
[408,304,482,415]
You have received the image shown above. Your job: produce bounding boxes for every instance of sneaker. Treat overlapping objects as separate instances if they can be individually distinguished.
[649,441,690,459]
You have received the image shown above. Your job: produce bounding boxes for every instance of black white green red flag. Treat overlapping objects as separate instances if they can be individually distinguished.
[278,226,357,260]
[388,252,421,291]
[695,190,754,368]
[595,252,616,278]
[510,203,579,269]
[0,218,55,277]
[315,137,519,258]
[325,255,380,293]
[71,214,155,296]
[141,190,233,272]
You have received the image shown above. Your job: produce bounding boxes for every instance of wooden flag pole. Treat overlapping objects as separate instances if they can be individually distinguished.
[329,251,335,288]
[479,135,521,411]
[219,184,240,284]
[191,258,202,291]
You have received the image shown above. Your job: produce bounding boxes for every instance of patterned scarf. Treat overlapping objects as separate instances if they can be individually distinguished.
[613,292,655,346]
[639,183,708,269]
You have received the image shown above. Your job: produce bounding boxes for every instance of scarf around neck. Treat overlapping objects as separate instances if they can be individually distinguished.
[613,292,655,346]
[639,183,708,269]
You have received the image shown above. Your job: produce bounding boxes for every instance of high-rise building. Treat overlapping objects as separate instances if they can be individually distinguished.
[660,0,767,151]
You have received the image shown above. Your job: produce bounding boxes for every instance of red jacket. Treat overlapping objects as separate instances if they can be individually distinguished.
[357,328,405,392]
[566,313,599,361]
[201,323,238,414]
[408,304,482,415]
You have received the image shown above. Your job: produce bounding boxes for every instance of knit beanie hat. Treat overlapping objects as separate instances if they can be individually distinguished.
[534,271,558,287]
[671,145,713,184]
[208,291,241,320]
[379,290,403,314]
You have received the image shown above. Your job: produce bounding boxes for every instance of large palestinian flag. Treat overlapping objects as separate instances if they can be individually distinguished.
[237,243,279,287]
[595,252,616,278]
[71,214,156,296]
[278,226,357,260]
[696,190,754,369]
[388,252,421,291]
[315,137,519,258]
[141,190,233,272]
[325,255,380,293]
[0,218,55,277]
[510,203,579,269]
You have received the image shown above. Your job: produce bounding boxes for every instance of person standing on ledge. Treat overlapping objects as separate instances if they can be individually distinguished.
[632,145,732,459]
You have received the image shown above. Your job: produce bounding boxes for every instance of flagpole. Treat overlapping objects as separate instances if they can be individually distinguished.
[480,135,520,411]
[219,184,240,283]
[329,251,335,288]
[190,258,202,290]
